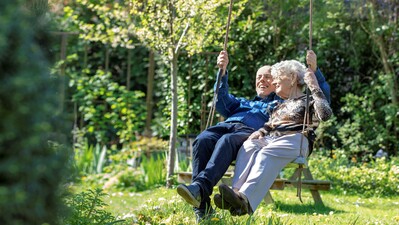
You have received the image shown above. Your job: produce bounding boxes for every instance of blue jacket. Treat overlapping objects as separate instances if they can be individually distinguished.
[215,68,331,130]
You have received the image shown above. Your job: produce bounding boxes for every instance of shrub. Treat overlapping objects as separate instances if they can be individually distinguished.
[309,151,399,197]
[0,1,70,224]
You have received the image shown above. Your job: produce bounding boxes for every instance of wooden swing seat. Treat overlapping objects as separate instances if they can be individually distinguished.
[177,161,331,206]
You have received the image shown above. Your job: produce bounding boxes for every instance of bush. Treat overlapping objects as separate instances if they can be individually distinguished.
[0,1,70,224]
[309,151,399,197]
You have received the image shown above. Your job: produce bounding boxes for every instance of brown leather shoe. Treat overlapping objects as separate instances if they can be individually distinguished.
[218,184,252,216]
[214,193,233,210]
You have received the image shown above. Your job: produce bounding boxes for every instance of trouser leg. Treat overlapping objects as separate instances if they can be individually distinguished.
[232,138,269,190]
[193,123,254,202]
[239,134,308,212]
[191,124,227,181]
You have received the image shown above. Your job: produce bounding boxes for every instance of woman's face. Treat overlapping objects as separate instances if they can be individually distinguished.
[272,73,293,99]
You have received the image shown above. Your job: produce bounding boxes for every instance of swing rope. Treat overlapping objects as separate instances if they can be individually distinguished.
[296,0,313,203]
[205,0,234,129]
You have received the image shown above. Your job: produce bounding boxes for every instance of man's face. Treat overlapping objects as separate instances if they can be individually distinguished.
[255,66,275,98]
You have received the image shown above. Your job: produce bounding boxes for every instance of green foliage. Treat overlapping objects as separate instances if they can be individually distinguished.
[310,151,399,197]
[74,138,108,175]
[71,69,146,145]
[54,0,399,158]
[129,0,247,56]
[62,188,124,225]
[140,152,166,188]
[101,152,166,192]
[52,1,149,147]
[108,136,168,164]
[81,137,169,192]
[104,151,167,191]
[0,0,70,224]
[62,0,133,48]
[337,72,399,157]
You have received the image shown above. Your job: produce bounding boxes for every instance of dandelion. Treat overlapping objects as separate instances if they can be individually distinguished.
[394,215,399,222]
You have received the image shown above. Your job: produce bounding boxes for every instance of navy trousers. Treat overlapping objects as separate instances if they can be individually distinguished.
[191,122,255,210]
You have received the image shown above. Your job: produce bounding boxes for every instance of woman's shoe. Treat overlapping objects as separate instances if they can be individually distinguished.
[218,184,252,216]
[214,193,233,210]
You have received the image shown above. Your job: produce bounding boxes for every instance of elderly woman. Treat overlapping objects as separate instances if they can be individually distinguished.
[214,59,332,216]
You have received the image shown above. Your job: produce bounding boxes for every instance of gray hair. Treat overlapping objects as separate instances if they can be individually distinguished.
[271,60,306,88]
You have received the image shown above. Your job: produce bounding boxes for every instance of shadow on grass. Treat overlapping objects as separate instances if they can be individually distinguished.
[274,201,345,215]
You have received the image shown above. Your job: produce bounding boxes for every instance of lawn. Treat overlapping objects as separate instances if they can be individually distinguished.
[101,185,399,224]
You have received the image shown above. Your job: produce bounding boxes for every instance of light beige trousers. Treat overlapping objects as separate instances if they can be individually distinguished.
[232,133,309,212]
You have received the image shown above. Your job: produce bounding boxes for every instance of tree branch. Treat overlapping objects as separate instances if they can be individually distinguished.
[175,21,190,55]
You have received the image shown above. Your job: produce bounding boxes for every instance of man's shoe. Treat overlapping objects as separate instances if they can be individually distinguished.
[177,184,201,208]
[218,184,252,216]
[214,193,233,210]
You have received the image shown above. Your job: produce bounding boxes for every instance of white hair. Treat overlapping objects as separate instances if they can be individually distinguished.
[271,60,306,87]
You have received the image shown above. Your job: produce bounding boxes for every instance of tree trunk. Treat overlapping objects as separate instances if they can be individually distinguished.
[144,50,155,137]
[166,51,178,188]
[126,49,131,90]
[26,0,48,16]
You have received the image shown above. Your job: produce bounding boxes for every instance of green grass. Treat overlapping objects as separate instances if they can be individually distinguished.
[101,185,399,224]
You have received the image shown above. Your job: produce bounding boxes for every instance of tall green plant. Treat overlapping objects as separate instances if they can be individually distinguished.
[75,139,108,175]
[141,153,167,189]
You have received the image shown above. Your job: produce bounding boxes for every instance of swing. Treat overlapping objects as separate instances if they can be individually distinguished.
[204,0,331,205]
[176,0,331,206]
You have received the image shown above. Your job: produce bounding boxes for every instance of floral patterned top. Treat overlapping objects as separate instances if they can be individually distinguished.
[261,88,332,134]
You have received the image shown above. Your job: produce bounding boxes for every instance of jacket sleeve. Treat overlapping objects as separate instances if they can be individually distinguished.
[214,71,241,118]
[314,68,331,104]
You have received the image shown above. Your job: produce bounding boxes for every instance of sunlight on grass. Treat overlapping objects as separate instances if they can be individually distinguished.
[100,186,399,225]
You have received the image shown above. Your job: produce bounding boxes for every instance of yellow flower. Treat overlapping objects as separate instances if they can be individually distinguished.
[211,217,220,221]
[393,215,399,222]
